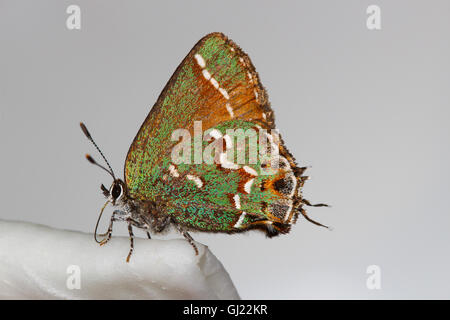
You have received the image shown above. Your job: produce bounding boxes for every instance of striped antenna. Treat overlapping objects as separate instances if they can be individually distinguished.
[80,122,116,179]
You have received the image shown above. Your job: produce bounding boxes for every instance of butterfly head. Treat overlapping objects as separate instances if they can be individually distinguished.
[80,122,129,206]
[101,179,127,206]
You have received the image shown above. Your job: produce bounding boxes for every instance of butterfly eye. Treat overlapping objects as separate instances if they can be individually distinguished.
[111,184,122,200]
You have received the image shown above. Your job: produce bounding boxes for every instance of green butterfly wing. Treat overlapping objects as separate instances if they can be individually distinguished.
[125,33,305,234]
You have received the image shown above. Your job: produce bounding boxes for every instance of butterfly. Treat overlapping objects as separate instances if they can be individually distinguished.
[81,32,327,262]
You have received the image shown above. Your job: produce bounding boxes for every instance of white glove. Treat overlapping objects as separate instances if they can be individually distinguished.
[0,220,239,299]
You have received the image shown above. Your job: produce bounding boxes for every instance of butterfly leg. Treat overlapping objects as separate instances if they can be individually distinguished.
[182,231,199,256]
[128,217,152,239]
[174,222,198,255]
[126,221,135,263]
[99,210,128,246]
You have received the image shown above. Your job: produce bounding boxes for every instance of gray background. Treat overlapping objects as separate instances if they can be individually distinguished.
[1,0,449,299]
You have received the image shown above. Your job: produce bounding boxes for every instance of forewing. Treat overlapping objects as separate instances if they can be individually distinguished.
[125,32,274,197]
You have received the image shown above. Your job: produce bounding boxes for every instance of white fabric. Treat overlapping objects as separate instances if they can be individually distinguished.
[0,220,240,299]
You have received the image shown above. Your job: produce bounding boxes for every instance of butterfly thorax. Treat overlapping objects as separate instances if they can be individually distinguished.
[108,181,171,234]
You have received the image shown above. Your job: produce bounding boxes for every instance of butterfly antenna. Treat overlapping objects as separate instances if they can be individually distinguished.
[85,154,115,179]
[80,122,116,179]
